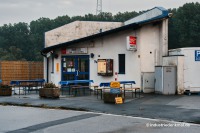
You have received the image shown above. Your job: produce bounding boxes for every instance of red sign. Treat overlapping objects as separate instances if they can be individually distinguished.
[61,48,66,54]
[129,36,136,45]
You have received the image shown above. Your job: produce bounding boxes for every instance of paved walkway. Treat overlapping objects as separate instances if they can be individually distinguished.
[0,93,200,124]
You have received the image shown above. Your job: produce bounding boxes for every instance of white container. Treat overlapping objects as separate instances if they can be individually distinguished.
[169,48,200,92]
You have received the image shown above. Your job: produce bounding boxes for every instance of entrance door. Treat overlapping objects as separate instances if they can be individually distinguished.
[62,55,89,81]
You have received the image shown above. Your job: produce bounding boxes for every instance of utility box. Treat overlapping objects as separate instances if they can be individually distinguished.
[97,59,113,76]
[142,72,155,93]
[155,66,177,95]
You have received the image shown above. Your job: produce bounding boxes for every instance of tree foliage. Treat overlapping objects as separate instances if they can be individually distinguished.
[169,2,200,49]
[0,2,199,61]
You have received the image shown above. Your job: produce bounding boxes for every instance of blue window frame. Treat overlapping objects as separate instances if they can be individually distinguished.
[61,55,90,81]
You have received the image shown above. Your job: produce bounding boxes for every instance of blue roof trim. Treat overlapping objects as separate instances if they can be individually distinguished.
[150,6,169,21]
[125,7,169,25]
[41,7,169,54]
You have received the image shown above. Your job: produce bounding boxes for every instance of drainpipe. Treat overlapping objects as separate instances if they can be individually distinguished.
[40,51,49,83]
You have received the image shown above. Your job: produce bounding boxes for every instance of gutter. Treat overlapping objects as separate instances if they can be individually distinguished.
[40,51,49,83]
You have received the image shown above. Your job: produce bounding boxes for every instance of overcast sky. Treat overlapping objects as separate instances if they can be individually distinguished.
[0,0,199,26]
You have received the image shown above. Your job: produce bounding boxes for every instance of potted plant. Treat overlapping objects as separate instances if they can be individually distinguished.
[39,83,60,98]
[0,84,12,96]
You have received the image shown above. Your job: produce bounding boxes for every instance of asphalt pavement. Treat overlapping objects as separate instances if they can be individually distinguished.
[0,105,199,133]
[0,93,200,124]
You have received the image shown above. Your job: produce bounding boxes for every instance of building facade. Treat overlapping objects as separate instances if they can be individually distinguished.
[41,7,170,92]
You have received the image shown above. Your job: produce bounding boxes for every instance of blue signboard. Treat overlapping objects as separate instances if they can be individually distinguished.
[110,88,121,94]
[195,50,200,61]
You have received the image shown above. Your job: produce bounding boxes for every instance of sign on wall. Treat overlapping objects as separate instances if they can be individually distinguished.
[61,48,88,54]
[195,50,200,61]
[97,59,113,76]
[56,63,59,72]
[126,36,137,51]
[97,59,107,74]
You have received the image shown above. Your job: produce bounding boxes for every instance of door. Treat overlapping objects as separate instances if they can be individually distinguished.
[62,55,89,81]
[155,66,163,94]
[163,66,177,95]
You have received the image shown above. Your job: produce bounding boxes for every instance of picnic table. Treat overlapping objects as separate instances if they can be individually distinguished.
[99,81,136,87]
[99,81,140,99]
[59,80,94,96]
[10,79,45,95]
[59,80,94,86]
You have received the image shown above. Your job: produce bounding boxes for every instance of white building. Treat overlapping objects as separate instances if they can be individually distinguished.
[41,7,171,92]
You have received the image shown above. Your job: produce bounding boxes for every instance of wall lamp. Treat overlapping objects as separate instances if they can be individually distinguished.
[90,53,94,58]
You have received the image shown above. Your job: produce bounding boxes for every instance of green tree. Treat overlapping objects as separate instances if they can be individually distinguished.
[97,12,113,21]
[114,11,138,22]
[173,2,200,48]
[52,15,71,28]
[29,18,54,61]
[168,8,180,49]
[0,46,25,61]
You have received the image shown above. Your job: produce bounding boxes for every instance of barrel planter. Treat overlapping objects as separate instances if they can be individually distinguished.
[39,88,60,98]
[0,86,12,96]
[103,92,123,103]
[39,83,60,98]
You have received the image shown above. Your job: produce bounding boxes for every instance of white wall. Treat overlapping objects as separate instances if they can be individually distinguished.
[88,30,141,87]
[140,19,168,72]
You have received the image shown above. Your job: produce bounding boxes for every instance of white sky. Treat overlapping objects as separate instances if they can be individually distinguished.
[0,0,199,26]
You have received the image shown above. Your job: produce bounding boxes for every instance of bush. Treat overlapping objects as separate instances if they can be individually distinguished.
[0,84,12,96]
[43,83,57,88]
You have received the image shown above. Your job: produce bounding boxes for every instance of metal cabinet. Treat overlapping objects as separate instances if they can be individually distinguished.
[155,66,177,95]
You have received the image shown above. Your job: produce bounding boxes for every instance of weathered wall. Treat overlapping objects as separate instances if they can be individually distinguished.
[45,21,123,47]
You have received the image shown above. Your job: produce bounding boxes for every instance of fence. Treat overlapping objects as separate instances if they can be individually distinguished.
[0,61,44,85]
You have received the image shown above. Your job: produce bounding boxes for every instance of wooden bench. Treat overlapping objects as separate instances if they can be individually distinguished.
[121,87,140,98]
[89,85,104,99]
[94,88,103,99]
